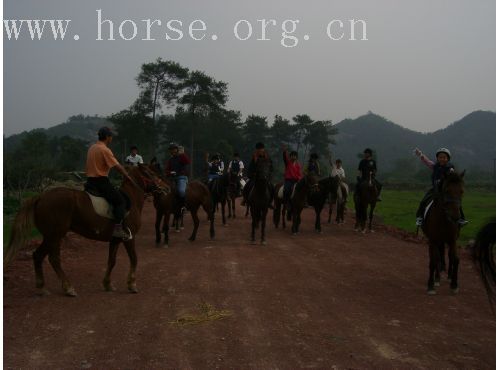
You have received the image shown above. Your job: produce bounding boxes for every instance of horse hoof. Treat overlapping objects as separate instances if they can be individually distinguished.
[370,229,375,233]
[128,285,139,294]
[104,284,117,292]
[180,227,184,230]
[36,288,50,296]
[261,240,267,245]
[64,288,77,297]
[162,244,169,249]
[175,229,181,233]
[434,281,440,287]
[451,287,459,295]
[188,237,195,242]
[427,289,437,295]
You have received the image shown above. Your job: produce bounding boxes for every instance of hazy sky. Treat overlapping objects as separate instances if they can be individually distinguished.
[3,0,495,136]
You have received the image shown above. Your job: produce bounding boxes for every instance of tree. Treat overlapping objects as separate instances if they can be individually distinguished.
[136,58,189,123]
[178,70,228,176]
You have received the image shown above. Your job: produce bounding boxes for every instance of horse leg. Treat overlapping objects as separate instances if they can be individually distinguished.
[155,209,163,245]
[202,200,215,240]
[163,212,171,247]
[328,199,333,224]
[232,198,236,218]
[103,239,120,292]
[189,206,200,242]
[315,207,322,233]
[123,240,138,293]
[221,199,227,226]
[449,242,460,294]
[282,203,286,229]
[33,240,50,295]
[427,243,439,294]
[261,210,267,245]
[251,214,256,244]
[368,203,375,232]
[46,239,76,296]
[180,208,184,230]
[273,202,280,229]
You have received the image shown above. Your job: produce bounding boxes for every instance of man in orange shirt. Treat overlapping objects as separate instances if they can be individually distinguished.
[85,127,134,239]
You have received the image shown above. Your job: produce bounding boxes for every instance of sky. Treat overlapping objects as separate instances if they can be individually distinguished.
[3,0,496,136]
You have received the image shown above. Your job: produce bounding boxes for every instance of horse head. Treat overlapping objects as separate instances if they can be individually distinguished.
[255,157,271,182]
[305,172,320,192]
[440,170,465,224]
[130,164,170,195]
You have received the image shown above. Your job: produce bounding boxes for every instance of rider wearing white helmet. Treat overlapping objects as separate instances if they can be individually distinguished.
[414,147,467,226]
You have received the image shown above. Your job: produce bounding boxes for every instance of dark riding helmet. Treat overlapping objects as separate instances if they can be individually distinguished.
[211,154,220,161]
[364,148,373,156]
[98,126,113,140]
[168,142,178,150]
[233,152,240,157]
[310,153,319,160]
[255,142,265,149]
[130,145,138,151]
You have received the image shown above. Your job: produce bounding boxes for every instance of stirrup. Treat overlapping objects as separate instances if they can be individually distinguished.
[458,219,469,227]
[415,217,423,226]
[113,225,133,241]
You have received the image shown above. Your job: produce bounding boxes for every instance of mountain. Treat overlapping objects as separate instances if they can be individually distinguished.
[331,110,495,178]
[4,115,113,153]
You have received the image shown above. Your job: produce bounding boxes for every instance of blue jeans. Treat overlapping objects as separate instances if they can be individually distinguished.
[175,176,188,197]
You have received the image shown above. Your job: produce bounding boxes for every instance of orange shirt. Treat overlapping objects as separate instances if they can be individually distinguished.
[85,141,119,177]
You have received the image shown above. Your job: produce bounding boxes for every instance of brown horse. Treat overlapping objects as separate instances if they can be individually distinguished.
[148,164,215,244]
[4,165,165,296]
[354,172,378,233]
[422,171,465,295]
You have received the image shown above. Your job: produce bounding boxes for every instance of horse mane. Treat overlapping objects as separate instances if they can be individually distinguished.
[444,171,463,185]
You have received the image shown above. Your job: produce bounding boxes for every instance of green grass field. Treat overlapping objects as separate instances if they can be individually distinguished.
[348,189,495,244]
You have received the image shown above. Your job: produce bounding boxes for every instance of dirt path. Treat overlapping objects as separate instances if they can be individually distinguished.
[4,199,495,369]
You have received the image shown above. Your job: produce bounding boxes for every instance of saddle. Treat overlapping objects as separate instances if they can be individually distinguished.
[84,184,131,219]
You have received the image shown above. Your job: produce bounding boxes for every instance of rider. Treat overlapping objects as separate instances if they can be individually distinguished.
[281,145,302,211]
[165,142,191,210]
[207,153,224,182]
[330,157,346,181]
[304,153,321,176]
[414,147,468,226]
[85,127,134,240]
[125,145,144,166]
[241,142,274,208]
[357,148,382,201]
[227,152,245,194]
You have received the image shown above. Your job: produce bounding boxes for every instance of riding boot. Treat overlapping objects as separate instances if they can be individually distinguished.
[458,207,468,226]
[376,181,382,201]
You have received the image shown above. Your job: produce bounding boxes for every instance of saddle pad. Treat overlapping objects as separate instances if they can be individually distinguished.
[277,185,284,199]
[86,192,114,219]
[423,200,434,221]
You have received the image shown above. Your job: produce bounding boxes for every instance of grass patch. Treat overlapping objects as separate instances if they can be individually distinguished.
[348,189,495,244]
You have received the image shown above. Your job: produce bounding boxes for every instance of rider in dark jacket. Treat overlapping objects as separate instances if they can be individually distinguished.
[356,148,382,201]
[414,147,467,226]
[241,142,274,207]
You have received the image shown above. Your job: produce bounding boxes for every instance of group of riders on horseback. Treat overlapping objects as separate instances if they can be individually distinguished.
[84,126,468,242]
[5,125,471,297]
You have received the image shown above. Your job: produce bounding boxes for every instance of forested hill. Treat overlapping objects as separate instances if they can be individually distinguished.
[4,115,112,153]
[332,110,495,177]
[3,110,495,182]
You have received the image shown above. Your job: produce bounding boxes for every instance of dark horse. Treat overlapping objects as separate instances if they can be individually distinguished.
[422,171,465,295]
[290,173,319,234]
[208,174,229,226]
[309,176,340,233]
[471,220,495,307]
[227,171,241,219]
[4,165,165,296]
[248,158,273,244]
[354,172,378,233]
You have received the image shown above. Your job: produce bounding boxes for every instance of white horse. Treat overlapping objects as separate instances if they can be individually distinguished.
[328,176,348,224]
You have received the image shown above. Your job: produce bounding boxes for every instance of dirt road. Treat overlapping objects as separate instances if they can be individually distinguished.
[4,199,495,369]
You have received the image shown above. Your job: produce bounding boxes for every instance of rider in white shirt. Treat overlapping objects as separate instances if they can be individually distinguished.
[125,146,144,166]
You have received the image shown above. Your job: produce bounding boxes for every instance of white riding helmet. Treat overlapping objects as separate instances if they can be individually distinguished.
[435,148,451,159]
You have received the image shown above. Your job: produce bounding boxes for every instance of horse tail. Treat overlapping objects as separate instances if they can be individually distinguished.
[5,195,40,268]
